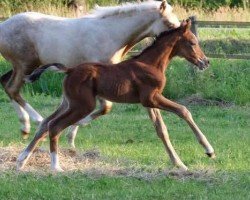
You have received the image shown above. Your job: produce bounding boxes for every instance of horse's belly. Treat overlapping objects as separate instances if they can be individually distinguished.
[97,81,140,104]
[99,94,140,104]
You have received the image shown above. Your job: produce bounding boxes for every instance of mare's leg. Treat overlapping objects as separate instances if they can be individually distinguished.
[2,68,31,138]
[0,70,13,86]
[151,94,215,157]
[147,108,188,170]
[1,67,43,139]
[17,99,68,170]
[66,97,112,148]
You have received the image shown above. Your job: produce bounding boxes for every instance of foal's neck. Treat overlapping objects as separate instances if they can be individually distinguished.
[134,31,179,73]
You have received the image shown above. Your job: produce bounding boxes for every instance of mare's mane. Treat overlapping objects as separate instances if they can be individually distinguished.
[90,1,165,18]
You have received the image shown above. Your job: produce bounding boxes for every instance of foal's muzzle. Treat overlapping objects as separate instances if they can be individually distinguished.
[197,57,210,70]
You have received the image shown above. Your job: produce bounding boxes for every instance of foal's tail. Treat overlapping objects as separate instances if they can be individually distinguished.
[25,63,69,83]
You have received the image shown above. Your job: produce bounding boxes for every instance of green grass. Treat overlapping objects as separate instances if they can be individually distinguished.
[0,26,249,198]
[1,56,249,105]
[0,94,249,199]
[199,28,250,55]
[164,58,250,105]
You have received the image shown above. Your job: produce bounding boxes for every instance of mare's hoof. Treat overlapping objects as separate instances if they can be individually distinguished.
[21,130,29,140]
[206,152,216,159]
[51,167,64,172]
[16,160,25,171]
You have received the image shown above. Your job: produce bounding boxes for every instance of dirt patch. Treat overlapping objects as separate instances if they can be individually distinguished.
[0,145,215,180]
[179,94,234,107]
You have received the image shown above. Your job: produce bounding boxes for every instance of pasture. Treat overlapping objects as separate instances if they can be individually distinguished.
[0,57,249,199]
[0,1,249,198]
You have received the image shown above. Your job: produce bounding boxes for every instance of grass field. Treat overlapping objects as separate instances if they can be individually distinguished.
[0,93,249,199]
[0,97,249,197]
[0,7,249,197]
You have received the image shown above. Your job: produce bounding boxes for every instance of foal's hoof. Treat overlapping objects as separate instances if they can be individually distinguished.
[206,152,216,159]
[178,164,189,172]
[21,130,29,140]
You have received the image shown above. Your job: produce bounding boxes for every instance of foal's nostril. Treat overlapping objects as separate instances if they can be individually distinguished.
[203,58,210,66]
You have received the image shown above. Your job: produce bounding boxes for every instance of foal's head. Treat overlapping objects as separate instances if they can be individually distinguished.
[175,19,209,70]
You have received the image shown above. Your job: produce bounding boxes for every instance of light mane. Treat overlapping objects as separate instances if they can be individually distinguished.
[89,1,170,18]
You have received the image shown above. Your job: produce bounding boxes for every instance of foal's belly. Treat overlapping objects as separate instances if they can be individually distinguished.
[99,94,140,104]
[97,80,140,104]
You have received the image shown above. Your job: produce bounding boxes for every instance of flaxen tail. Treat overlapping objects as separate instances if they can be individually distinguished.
[25,63,68,83]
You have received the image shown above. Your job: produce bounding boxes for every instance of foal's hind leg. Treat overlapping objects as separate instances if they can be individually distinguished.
[49,102,95,171]
[17,99,68,170]
[148,108,188,171]
[152,94,215,158]
[66,97,112,148]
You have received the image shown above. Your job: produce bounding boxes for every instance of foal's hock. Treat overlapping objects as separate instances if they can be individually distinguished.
[17,20,215,172]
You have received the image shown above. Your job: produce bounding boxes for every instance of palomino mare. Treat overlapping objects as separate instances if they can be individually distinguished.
[0,1,180,146]
[17,20,215,171]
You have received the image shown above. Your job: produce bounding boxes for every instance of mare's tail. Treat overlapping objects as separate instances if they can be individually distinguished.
[25,63,69,83]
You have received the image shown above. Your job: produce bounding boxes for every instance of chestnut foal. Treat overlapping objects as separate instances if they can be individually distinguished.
[17,20,215,171]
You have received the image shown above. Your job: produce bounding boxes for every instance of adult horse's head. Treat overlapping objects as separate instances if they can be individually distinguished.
[135,0,180,37]
[175,19,209,70]
[151,0,180,34]
[93,0,180,37]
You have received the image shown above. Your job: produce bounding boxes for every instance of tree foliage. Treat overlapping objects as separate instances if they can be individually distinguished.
[170,0,249,10]
[0,0,249,12]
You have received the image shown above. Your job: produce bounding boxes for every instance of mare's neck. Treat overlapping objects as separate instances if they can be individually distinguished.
[93,12,160,63]
[134,32,179,72]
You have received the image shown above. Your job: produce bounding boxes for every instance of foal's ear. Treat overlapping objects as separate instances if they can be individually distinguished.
[186,18,192,29]
[160,0,167,13]
[182,18,192,32]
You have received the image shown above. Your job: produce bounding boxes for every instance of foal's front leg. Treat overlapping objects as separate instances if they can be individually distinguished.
[147,108,188,170]
[152,94,215,158]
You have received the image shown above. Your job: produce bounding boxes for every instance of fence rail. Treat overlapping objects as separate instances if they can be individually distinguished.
[189,16,250,59]
[129,51,250,60]
[196,21,250,28]
[1,16,250,59]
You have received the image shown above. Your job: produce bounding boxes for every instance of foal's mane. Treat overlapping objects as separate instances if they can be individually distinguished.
[90,1,165,18]
[132,26,182,59]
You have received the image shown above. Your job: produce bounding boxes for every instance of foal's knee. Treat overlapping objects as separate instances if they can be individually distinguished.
[178,106,192,120]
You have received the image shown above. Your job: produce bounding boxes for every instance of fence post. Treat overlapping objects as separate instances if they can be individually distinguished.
[189,15,198,38]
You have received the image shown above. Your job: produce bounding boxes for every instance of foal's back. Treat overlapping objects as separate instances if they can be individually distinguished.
[64,60,165,104]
